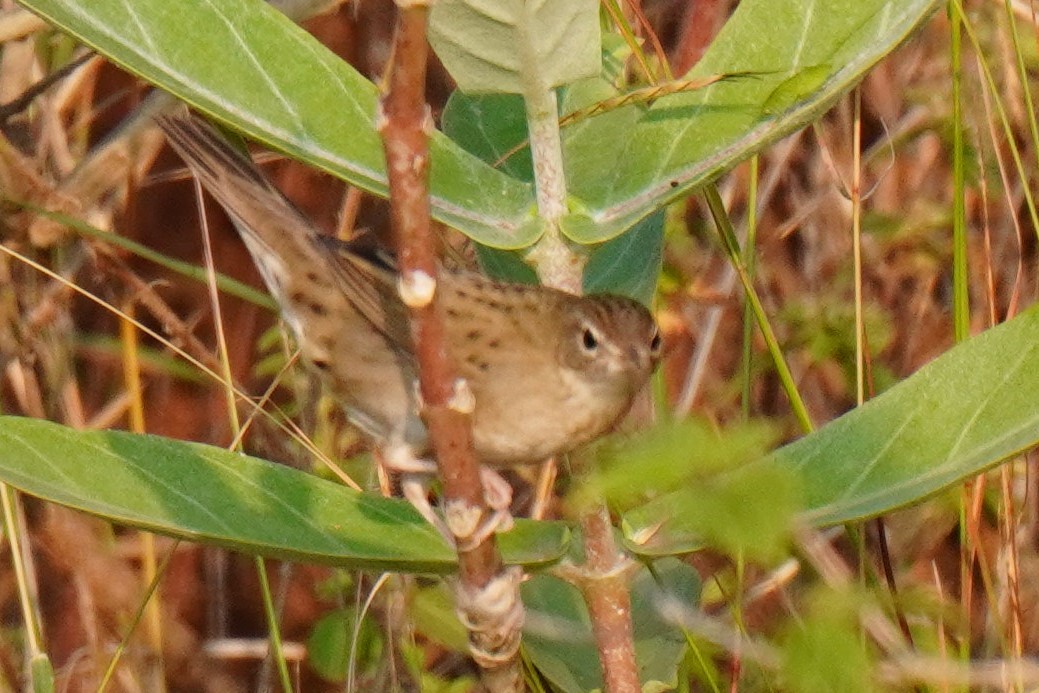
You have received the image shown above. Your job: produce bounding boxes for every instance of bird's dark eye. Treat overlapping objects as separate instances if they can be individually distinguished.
[581,326,599,353]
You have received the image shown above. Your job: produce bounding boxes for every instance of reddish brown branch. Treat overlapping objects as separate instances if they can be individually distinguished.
[379,0,498,583]
[378,4,522,690]
[580,505,641,692]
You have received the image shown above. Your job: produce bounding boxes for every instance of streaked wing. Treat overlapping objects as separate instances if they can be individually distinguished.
[317,236,413,350]
[156,112,412,354]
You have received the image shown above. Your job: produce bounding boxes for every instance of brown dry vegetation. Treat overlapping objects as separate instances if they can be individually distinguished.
[1,0,1039,690]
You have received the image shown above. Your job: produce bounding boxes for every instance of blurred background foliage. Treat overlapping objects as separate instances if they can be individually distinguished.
[2,0,1039,690]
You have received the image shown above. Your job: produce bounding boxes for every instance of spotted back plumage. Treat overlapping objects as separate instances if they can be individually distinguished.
[158,113,661,465]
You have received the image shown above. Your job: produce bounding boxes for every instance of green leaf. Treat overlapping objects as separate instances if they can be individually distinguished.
[582,211,665,305]
[19,0,538,249]
[22,0,939,251]
[625,303,1039,556]
[29,654,54,693]
[779,588,874,692]
[0,417,568,571]
[412,583,469,652]
[428,0,600,93]
[442,92,533,180]
[778,303,1039,526]
[624,459,801,564]
[522,557,697,692]
[442,90,663,300]
[572,420,778,514]
[307,608,365,683]
[584,421,796,563]
[563,0,944,241]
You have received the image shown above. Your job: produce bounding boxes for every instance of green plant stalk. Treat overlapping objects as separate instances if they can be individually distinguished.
[741,156,759,420]
[523,84,583,293]
[852,89,865,405]
[683,634,722,693]
[1001,0,1039,175]
[518,9,583,294]
[519,647,546,693]
[514,11,642,691]
[950,2,969,343]
[198,205,291,691]
[98,541,178,692]
[255,556,293,692]
[702,185,813,433]
[947,1,1038,659]
[0,485,51,691]
[6,202,275,310]
[951,0,1039,245]
[949,2,975,667]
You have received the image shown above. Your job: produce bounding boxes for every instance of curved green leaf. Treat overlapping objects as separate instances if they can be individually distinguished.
[565,0,944,241]
[429,0,600,93]
[581,210,664,305]
[21,0,942,250]
[624,304,1039,556]
[0,417,568,571]
[19,0,538,248]
[442,91,663,299]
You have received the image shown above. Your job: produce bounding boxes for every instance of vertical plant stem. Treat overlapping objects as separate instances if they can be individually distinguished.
[254,556,293,692]
[515,17,642,691]
[948,2,975,665]
[523,85,584,293]
[0,483,52,690]
[851,89,865,406]
[119,307,167,691]
[525,86,567,228]
[579,505,640,693]
[196,186,291,691]
[380,5,523,690]
[519,7,583,294]
[703,185,813,434]
[740,156,759,420]
[950,5,969,342]
[99,542,178,692]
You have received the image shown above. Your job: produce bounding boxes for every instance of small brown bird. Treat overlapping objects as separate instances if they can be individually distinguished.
[157,113,661,527]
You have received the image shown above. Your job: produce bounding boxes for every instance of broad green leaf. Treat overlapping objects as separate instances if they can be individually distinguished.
[779,589,873,692]
[20,0,941,251]
[18,0,538,249]
[624,303,1039,556]
[412,582,469,652]
[307,608,361,683]
[0,417,568,571]
[571,420,778,513]
[442,92,532,181]
[563,0,944,241]
[443,92,663,300]
[428,0,600,93]
[778,305,1039,526]
[522,557,697,693]
[581,211,664,305]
